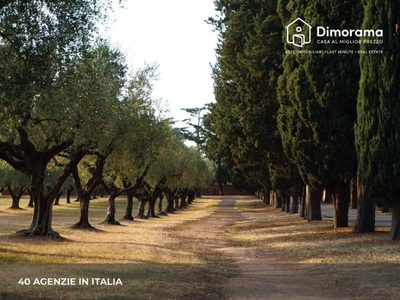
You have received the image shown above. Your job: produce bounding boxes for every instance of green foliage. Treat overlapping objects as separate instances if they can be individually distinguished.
[145,127,213,191]
[277,0,361,189]
[0,0,128,236]
[102,65,167,189]
[204,0,302,196]
[179,107,207,151]
[0,160,29,190]
[355,1,400,199]
[0,1,122,165]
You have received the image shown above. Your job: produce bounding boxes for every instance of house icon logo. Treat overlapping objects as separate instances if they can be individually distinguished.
[286,18,312,47]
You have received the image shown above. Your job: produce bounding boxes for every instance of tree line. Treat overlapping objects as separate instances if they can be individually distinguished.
[0,0,214,238]
[203,0,400,239]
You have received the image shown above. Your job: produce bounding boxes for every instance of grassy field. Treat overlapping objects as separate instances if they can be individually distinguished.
[230,198,400,299]
[1,196,400,299]
[0,196,223,299]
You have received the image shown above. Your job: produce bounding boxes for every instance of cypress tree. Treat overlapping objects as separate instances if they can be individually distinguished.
[205,0,303,198]
[277,0,361,226]
[355,1,400,240]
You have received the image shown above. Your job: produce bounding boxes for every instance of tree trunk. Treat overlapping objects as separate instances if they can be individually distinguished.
[123,189,134,220]
[158,194,168,216]
[18,191,59,238]
[218,182,224,196]
[285,197,290,213]
[165,192,175,213]
[275,193,282,209]
[27,189,34,207]
[299,186,306,218]
[381,198,390,213]
[290,196,299,214]
[136,197,148,219]
[174,195,180,210]
[66,188,73,204]
[304,185,322,221]
[71,193,93,229]
[16,150,84,238]
[54,191,62,206]
[103,193,121,225]
[390,200,400,240]
[332,181,350,228]
[147,196,158,218]
[17,160,61,238]
[187,191,195,204]
[353,178,375,233]
[270,190,275,208]
[72,153,107,229]
[281,196,286,212]
[263,190,270,205]
[8,186,24,209]
[350,177,357,209]
[179,194,187,208]
[323,188,333,203]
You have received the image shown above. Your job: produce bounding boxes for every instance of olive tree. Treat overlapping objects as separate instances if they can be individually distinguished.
[0,1,123,238]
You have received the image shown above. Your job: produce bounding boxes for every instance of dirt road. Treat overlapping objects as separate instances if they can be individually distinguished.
[170,197,346,300]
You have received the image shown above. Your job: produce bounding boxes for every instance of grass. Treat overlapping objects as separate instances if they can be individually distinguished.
[2,195,400,299]
[229,205,400,263]
[0,196,222,299]
[228,197,400,299]
[235,204,245,211]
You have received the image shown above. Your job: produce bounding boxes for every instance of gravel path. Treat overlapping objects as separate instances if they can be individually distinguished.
[171,197,346,300]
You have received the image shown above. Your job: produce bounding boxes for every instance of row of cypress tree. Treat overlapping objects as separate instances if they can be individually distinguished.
[204,0,400,239]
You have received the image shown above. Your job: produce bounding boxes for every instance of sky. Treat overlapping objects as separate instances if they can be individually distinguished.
[104,0,219,124]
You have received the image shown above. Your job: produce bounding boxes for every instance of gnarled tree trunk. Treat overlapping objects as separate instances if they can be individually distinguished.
[103,193,121,225]
[179,192,188,209]
[27,189,34,207]
[136,195,149,219]
[17,155,66,238]
[123,189,134,220]
[72,193,93,229]
[187,191,195,205]
[157,193,167,216]
[147,193,159,218]
[72,153,105,229]
[174,195,180,210]
[164,190,176,213]
[8,186,25,209]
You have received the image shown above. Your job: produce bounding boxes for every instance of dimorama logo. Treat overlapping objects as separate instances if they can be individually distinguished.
[286,18,312,48]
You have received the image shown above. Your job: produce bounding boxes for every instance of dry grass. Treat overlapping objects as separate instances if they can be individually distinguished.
[1,195,400,299]
[0,197,218,264]
[230,198,400,264]
[0,196,222,299]
[229,197,400,300]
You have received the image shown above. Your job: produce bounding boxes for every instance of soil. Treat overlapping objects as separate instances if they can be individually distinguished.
[168,197,348,300]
